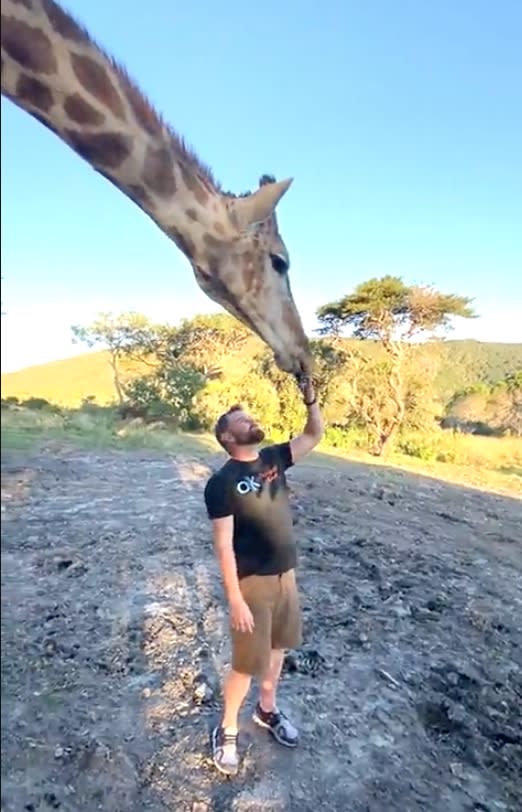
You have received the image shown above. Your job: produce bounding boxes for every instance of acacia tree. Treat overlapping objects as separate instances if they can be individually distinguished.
[71,312,153,405]
[317,276,475,455]
[119,312,254,424]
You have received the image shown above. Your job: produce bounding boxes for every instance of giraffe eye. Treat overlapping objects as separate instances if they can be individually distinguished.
[270,253,289,274]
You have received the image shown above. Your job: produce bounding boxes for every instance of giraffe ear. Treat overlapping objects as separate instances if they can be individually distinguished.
[234,178,293,229]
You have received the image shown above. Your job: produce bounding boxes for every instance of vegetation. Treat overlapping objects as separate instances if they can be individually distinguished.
[2,275,521,495]
[316,276,475,454]
[444,372,522,437]
[1,401,520,497]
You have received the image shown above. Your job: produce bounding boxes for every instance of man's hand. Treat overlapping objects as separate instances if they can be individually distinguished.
[229,596,255,633]
[296,376,316,406]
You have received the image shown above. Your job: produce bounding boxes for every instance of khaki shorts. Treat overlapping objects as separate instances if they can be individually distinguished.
[231,569,302,677]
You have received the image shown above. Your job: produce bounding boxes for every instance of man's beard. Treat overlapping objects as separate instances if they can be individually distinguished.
[237,426,265,445]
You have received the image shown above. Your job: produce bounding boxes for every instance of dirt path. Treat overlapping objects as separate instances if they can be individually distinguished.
[1,445,521,812]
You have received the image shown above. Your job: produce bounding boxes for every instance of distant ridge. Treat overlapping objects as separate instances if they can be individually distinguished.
[2,340,521,408]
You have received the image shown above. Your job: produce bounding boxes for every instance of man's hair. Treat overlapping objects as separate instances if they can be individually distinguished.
[214,404,243,449]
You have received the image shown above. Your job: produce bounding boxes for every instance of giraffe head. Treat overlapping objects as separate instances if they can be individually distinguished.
[190,174,311,379]
[0,0,312,378]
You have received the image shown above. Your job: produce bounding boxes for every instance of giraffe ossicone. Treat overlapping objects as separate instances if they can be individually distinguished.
[1,0,312,377]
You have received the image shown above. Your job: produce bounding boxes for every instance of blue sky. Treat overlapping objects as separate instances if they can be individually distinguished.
[2,0,521,371]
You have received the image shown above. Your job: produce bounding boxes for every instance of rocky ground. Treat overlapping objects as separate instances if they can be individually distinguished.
[1,443,521,812]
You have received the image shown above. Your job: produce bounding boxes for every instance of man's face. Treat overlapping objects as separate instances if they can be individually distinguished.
[226,410,265,446]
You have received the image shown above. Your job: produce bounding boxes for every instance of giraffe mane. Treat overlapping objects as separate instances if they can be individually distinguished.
[40,0,274,200]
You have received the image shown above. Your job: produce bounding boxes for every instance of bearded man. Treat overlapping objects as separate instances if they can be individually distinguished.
[203,378,323,775]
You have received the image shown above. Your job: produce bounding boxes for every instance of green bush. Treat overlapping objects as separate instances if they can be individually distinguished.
[21,397,61,413]
[322,425,367,451]
[397,433,439,462]
[1,396,20,408]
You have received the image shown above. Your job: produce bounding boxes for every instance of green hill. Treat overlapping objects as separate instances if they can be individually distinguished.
[1,351,144,407]
[435,340,522,401]
[2,340,521,409]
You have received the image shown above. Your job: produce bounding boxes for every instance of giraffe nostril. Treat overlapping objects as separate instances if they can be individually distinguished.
[270,253,289,274]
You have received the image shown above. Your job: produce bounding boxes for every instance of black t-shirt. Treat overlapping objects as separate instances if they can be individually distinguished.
[204,442,296,579]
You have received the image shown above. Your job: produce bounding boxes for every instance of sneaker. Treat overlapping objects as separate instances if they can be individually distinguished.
[252,702,299,747]
[211,726,240,776]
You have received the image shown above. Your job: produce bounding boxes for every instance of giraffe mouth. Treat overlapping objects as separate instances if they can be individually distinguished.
[294,367,309,385]
[276,353,311,382]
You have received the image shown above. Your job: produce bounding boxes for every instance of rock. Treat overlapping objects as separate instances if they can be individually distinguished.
[425,595,447,612]
[192,673,214,704]
[67,561,88,577]
[412,606,438,621]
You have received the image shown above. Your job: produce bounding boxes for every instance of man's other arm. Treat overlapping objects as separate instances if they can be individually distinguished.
[289,378,324,464]
[211,516,242,603]
[211,516,255,633]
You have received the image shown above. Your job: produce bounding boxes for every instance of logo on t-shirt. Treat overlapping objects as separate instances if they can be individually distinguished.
[236,475,262,495]
[236,464,279,495]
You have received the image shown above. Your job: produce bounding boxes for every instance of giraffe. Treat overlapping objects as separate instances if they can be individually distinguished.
[1,0,312,379]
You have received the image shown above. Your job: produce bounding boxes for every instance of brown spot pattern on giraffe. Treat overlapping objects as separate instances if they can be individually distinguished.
[185,208,198,222]
[70,53,126,121]
[42,0,86,42]
[203,233,223,254]
[64,130,132,169]
[167,226,196,259]
[1,17,57,74]
[127,184,154,209]
[142,146,176,197]
[64,93,103,125]
[15,74,53,112]
[213,221,225,235]
[179,163,209,206]
[120,74,163,136]
[202,267,259,334]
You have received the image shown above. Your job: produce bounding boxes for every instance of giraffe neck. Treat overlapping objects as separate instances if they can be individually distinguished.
[1,0,232,262]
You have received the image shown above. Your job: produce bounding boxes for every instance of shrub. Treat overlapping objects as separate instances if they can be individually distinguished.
[21,397,61,413]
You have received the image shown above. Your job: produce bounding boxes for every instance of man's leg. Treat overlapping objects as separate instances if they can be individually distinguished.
[221,668,252,730]
[259,649,285,713]
[212,576,271,775]
[253,570,302,747]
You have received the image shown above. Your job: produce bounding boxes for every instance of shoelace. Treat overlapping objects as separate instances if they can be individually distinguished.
[218,728,238,748]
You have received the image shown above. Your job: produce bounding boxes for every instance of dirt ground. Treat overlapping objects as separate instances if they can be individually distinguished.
[1,442,521,812]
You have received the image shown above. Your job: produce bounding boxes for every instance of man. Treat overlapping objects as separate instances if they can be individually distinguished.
[203,378,323,775]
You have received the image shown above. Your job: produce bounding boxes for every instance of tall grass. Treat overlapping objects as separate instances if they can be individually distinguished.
[0,406,216,456]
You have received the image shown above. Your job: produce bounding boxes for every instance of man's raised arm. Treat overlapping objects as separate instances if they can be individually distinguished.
[289,378,324,464]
